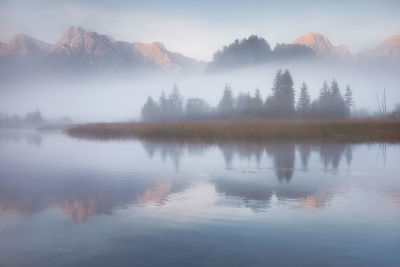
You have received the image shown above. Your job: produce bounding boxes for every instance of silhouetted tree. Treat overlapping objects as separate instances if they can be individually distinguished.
[273,43,315,60]
[329,80,348,119]
[250,88,264,117]
[269,69,295,118]
[24,110,44,127]
[316,81,331,118]
[167,84,184,120]
[208,35,272,71]
[236,92,252,118]
[296,82,311,118]
[141,96,159,122]
[217,84,235,119]
[311,80,349,119]
[139,69,356,122]
[344,85,353,112]
[158,91,168,121]
[185,98,210,120]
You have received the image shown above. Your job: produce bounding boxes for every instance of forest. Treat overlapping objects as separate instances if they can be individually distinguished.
[141,69,354,122]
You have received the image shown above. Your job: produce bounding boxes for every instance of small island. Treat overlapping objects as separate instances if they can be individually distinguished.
[68,70,400,143]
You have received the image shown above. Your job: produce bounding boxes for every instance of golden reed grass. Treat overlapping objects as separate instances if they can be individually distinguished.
[67,120,400,143]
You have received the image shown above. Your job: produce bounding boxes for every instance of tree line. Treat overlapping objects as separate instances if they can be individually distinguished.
[141,69,354,122]
[0,110,73,128]
[207,35,315,72]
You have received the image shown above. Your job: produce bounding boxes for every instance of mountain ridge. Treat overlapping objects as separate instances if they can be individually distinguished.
[1,27,399,74]
[0,26,204,74]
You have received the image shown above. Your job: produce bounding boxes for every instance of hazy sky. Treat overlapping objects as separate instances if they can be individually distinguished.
[1,0,399,60]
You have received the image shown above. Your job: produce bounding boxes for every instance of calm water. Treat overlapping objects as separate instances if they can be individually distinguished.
[0,130,399,267]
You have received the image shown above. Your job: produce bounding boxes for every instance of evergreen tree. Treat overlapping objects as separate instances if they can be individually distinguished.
[185,98,210,120]
[329,80,347,118]
[315,81,330,118]
[158,91,168,120]
[251,88,264,117]
[271,69,283,98]
[236,91,252,118]
[319,81,330,104]
[167,83,184,120]
[141,96,159,121]
[344,85,354,110]
[264,95,274,118]
[270,69,295,118]
[217,84,235,118]
[296,82,311,118]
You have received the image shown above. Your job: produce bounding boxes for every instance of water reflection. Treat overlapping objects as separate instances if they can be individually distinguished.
[0,129,43,146]
[0,131,397,224]
[1,131,399,267]
[266,143,295,183]
[0,170,189,222]
[141,139,353,179]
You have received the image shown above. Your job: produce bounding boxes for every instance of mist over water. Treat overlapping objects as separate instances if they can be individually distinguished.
[0,130,399,266]
[1,1,400,266]
[1,61,399,121]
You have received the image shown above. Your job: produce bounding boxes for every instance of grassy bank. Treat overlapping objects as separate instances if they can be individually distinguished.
[67,120,400,143]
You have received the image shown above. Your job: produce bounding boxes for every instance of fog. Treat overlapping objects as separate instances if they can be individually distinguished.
[0,60,399,122]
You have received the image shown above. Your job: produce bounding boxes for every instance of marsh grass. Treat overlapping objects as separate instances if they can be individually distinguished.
[67,120,400,143]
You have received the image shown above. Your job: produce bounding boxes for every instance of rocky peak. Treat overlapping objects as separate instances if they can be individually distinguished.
[5,34,51,56]
[362,34,400,62]
[55,26,116,56]
[292,32,351,59]
[133,42,180,71]
[293,33,333,55]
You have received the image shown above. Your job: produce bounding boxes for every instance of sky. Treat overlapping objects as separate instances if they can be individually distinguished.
[1,0,400,60]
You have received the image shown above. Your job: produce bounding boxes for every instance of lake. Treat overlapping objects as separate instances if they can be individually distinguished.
[0,130,399,267]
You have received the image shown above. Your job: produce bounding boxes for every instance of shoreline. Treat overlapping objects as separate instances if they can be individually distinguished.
[66,120,400,143]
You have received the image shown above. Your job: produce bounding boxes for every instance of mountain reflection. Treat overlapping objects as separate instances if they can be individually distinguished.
[0,138,360,221]
[138,140,356,211]
[0,172,188,222]
[213,176,333,211]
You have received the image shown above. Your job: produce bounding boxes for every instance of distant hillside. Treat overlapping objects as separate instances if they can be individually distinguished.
[359,34,400,65]
[207,33,400,72]
[1,28,399,75]
[207,35,315,72]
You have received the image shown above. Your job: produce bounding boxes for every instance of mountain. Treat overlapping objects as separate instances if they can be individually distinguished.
[0,34,51,57]
[292,32,352,59]
[2,28,399,76]
[360,34,400,64]
[132,42,202,73]
[0,26,204,74]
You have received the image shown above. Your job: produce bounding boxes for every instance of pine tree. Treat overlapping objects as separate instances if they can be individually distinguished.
[159,90,168,120]
[217,84,234,118]
[252,88,263,117]
[319,81,330,104]
[141,96,159,121]
[296,82,311,118]
[271,69,283,98]
[185,98,210,120]
[281,70,295,117]
[344,85,354,110]
[329,80,347,119]
[236,91,252,117]
[315,81,330,118]
[167,83,183,120]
